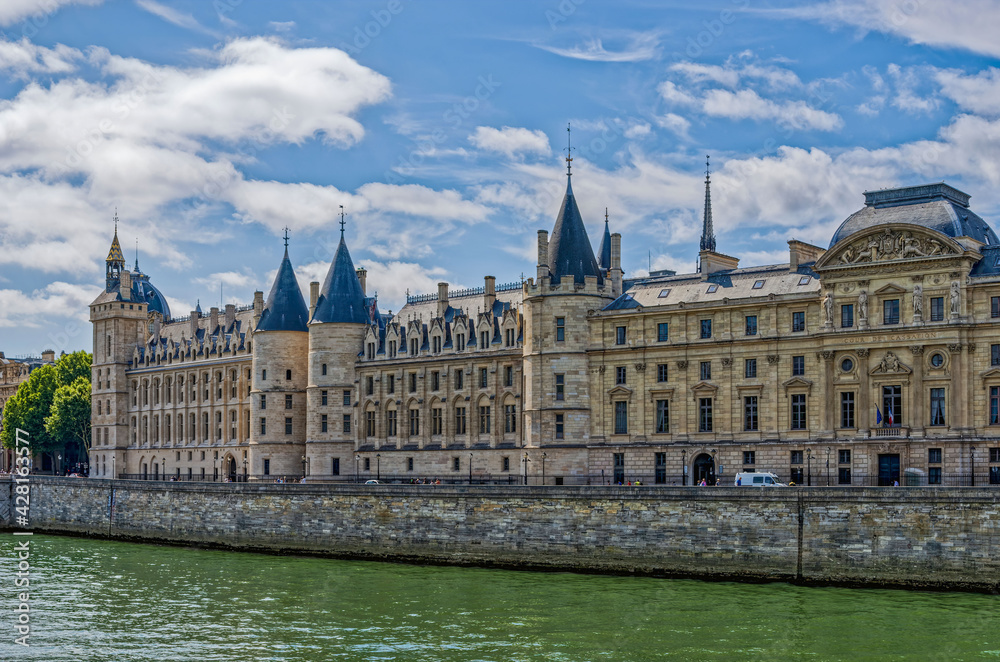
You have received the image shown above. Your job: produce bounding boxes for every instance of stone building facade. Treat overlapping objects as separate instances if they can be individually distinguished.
[91,165,1000,486]
[0,349,56,472]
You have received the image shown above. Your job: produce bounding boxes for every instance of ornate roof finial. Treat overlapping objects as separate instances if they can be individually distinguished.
[700,155,716,253]
[113,207,119,234]
[605,207,609,225]
[339,205,346,237]
[135,238,139,271]
[283,226,290,249]
[565,122,574,177]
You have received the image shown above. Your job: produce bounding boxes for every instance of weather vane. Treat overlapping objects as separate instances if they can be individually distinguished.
[283,226,290,248]
[566,122,574,176]
[339,205,346,236]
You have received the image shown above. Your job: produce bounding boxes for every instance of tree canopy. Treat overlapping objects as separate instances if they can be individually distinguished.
[45,376,92,458]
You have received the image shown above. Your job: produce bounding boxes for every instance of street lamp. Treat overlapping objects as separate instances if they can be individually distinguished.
[111,455,115,480]
[542,452,547,486]
[355,454,361,483]
[681,449,687,486]
[807,449,813,487]
[971,446,976,487]
[523,452,530,485]
[376,453,381,482]
[826,447,831,487]
[242,458,247,482]
[710,449,717,485]
[302,454,307,480]
[468,452,473,484]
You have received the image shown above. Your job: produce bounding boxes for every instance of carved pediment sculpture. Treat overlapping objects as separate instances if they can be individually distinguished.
[870,351,912,375]
[832,228,954,266]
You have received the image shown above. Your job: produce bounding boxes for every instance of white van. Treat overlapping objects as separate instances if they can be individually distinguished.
[734,472,786,487]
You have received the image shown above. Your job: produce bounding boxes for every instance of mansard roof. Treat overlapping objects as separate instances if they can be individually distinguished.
[256,247,309,332]
[130,270,171,319]
[548,177,603,286]
[312,235,369,324]
[829,183,999,248]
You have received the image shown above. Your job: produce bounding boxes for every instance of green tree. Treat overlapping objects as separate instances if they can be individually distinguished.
[45,376,92,459]
[55,350,91,386]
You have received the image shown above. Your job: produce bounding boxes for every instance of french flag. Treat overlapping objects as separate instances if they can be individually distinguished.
[887,401,894,426]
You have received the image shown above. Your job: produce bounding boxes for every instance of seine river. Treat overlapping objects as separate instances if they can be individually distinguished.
[1,534,998,661]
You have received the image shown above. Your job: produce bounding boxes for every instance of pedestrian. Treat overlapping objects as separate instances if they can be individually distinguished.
[736,477,742,486]
[893,479,899,487]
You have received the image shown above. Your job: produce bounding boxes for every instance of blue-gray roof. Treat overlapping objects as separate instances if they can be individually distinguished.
[312,235,369,324]
[256,248,309,332]
[548,177,603,286]
[130,270,171,319]
[830,183,999,248]
[597,217,611,272]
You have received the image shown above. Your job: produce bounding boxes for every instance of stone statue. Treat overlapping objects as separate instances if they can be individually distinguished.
[858,290,868,322]
[913,284,922,316]
[950,281,960,315]
[824,292,834,325]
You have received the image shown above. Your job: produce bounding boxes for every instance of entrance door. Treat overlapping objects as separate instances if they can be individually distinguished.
[613,453,625,484]
[694,453,716,485]
[878,454,900,486]
[227,457,237,482]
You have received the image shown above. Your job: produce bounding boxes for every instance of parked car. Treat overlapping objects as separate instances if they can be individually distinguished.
[364,480,381,485]
[734,472,786,487]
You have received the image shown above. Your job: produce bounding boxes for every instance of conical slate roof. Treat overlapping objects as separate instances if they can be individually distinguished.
[548,177,603,285]
[256,248,309,332]
[312,235,369,324]
[597,213,611,272]
[106,231,125,264]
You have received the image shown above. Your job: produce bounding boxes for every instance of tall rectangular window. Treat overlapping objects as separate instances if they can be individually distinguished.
[928,448,942,464]
[744,396,758,431]
[657,364,668,382]
[504,365,513,387]
[792,311,805,332]
[259,418,266,435]
[700,361,711,381]
[409,409,419,436]
[343,390,351,406]
[555,374,565,400]
[745,358,757,379]
[455,370,463,390]
[260,394,266,410]
[840,392,855,429]
[455,407,467,434]
[431,371,439,391]
[930,297,944,322]
[838,449,851,464]
[332,458,340,476]
[993,296,1000,318]
[699,398,713,432]
[992,344,1000,366]
[504,404,516,433]
[386,410,397,437]
[285,394,292,409]
[745,315,757,336]
[743,451,755,465]
[432,408,442,435]
[555,317,565,342]
[655,400,669,433]
[366,411,375,437]
[616,366,626,384]
[930,388,946,426]
[479,406,491,434]
[657,322,669,342]
[654,452,667,484]
[321,390,328,406]
[883,299,900,325]
[343,414,351,434]
[366,376,374,395]
[409,373,417,392]
[792,355,805,376]
[387,375,395,394]
[614,401,628,435]
[992,387,1000,425]
[841,304,854,328]
[480,367,488,389]
[790,394,807,430]
[616,326,626,345]
[321,414,328,433]
[285,417,292,435]
[700,319,712,339]
[883,385,902,425]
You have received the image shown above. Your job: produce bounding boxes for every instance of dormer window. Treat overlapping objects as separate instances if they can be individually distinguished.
[798,276,811,286]
[658,289,670,298]
[480,331,489,348]
[433,336,442,353]
[706,284,718,293]
[456,334,465,351]
[410,338,418,355]
[752,280,765,289]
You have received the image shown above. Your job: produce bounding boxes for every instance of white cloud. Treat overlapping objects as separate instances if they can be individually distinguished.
[935,67,1000,117]
[654,113,691,139]
[0,38,81,76]
[701,89,843,131]
[135,0,217,36]
[536,32,659,63]
[269,21,295,33]
[0,0,103,26]
[469,126,550,157]
[657,81,697,107]
[784,0,1000,59]
[192,270,255,290]
[623,121,651,139]
[886,63,939,114]
[357,260,455,314]
[669,57,802,91]
[0,281,97,328]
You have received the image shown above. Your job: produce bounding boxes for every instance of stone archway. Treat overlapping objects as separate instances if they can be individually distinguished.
[693,453,716,486]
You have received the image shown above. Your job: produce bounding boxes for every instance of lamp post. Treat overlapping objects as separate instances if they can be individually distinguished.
[806,449,813,486]
[355,454,360,483]
[541,452,547,486]
[468,452,473,484]
[681,449,687,486]
[111,455,115,481]
[242,458,247,483]
[522,452,530,485]
[213,456,218,483]
[376,453,381,482]
[971,446,976,487]
[57,453,62,476]
[302,455,307,480]
[826,447,831,487]
[710,449,717,485]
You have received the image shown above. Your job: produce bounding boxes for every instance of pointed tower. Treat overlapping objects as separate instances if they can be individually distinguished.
[700,156,716,253]
[106,212,126,291]
[597,208,612,275]
[306,211,371,477]
[249,230,310,478]
[522,124,616,453]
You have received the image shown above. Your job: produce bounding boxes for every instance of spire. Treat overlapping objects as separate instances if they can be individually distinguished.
[565,123,573,178]
[105,214,125,265]
[700,155,716,253]
[597,207,612,272]
[311,225,368,324]
[548,154,602,286]
[256,238,310,332]
[195,299,202,314]
[134,238,140,272]
[105,211,126,292]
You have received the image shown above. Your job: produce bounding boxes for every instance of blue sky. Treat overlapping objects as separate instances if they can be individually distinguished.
[2,0,1000,357]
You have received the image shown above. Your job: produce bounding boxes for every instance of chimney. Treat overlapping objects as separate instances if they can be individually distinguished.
[788,240,826,271]
[209,306,219,332]
[610,233,623,297]
[309,281,319,319]
[356,267,367,295]
[484,276,496,312]
[438,282,449,318]
[224,303,236,329]
[120,270,132,299]
[152,316,161,338]
[41,349,55,363]
[189,307,200,338]
[252,291,264,329]
[537,230,549,281]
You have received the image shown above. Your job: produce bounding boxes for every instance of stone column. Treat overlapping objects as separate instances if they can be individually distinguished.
[909,345,924,437]
[819,351,835,436]
[857,348,871,433]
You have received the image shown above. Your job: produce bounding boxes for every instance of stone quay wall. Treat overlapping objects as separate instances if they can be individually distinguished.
[3,477,999,591]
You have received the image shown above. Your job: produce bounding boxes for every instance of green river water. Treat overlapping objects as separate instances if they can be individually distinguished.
[0,534,998,661]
